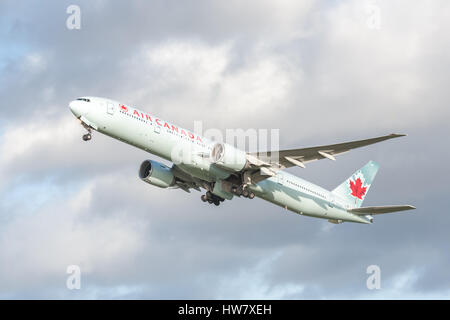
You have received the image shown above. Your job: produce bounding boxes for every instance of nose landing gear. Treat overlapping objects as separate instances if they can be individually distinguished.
[79,121,92,141]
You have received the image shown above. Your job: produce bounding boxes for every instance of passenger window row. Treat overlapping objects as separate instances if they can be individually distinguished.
[287,180,325,199]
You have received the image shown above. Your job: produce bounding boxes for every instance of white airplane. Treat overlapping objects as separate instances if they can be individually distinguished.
[69,97,415,224]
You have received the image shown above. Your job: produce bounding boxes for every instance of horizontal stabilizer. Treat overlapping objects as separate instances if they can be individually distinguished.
[348,205,416,215]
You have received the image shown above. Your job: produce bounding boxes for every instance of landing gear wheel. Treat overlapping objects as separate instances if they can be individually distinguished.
[242,189,249,198]
[249,192,255,199]
[82,133,92,141]
[202,190,224,206]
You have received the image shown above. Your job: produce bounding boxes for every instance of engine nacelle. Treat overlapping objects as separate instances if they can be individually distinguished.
[139,160,175,188]
[210,143,248,172]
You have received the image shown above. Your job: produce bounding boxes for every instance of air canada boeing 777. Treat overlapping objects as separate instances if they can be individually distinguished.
[69,97,415,224]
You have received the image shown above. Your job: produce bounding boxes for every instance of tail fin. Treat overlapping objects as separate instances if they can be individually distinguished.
[332,161,379,208]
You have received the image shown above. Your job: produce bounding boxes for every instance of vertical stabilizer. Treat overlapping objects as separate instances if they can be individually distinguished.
[332,161,379,208]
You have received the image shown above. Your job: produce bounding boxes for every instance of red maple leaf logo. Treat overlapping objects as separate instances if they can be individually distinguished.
[120,105,128,112]
[349,177,367,200]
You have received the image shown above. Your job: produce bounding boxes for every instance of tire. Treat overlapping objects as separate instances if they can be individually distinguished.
[249,192,255,199]
[214,200,220,206]
[242,189,249,198]
[201,195,207,202]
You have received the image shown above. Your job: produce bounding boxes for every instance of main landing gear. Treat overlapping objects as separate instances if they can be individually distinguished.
[201,191,225,206]
[231,185,255,199]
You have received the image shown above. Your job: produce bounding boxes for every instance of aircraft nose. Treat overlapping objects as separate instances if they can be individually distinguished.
[69,100,85,118]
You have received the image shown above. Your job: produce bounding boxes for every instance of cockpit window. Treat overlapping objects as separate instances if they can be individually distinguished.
[76,98,90,102]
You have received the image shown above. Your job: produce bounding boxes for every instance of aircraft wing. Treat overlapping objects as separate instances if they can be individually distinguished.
[248,133,406,170]
[348,205,416,215]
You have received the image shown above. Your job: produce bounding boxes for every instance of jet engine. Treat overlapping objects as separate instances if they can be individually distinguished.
[139,160,175,188]
[210,143,248,172]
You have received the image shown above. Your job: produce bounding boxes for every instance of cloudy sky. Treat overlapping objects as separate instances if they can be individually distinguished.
[0,0,449,299]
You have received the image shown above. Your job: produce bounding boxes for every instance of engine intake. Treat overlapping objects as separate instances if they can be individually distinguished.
[210,143,248,172]
[139,160,175,188]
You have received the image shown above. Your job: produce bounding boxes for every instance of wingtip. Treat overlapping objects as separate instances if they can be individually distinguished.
[390,133,407,138]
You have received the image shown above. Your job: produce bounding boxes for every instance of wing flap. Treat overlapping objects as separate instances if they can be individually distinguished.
[348,205,416,215]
